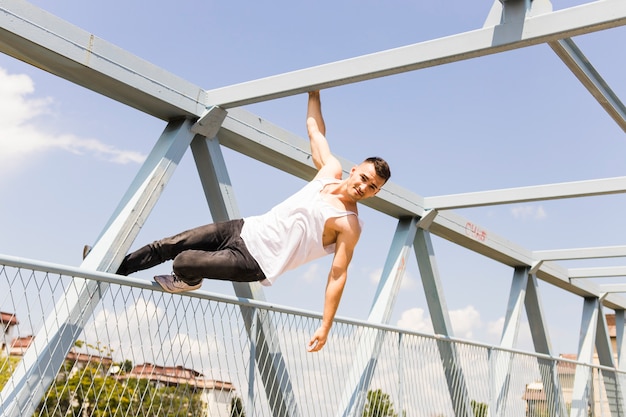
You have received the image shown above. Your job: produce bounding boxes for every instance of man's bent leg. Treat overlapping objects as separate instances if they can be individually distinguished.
[116,220,242,276]
[172,226,266,284]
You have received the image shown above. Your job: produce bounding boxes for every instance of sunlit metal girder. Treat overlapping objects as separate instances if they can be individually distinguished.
[424,176,626,210]
[570,266,626,278]
[204,0,626,107]
[550,38,626,133]
[1,0,626,114]
[535,245,626,260]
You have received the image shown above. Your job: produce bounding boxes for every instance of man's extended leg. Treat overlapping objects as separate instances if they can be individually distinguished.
[116,220,242,277]
[115,219,266,293]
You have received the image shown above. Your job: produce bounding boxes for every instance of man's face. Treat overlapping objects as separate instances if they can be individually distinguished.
[347,162,386,201]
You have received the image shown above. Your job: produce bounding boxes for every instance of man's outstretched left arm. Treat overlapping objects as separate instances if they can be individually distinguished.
[307,222,360,352]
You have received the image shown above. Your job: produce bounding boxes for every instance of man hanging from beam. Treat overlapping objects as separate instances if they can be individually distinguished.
[110,91,391,351]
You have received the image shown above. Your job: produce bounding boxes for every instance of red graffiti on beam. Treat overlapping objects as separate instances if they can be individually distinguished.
[465,222,487,242]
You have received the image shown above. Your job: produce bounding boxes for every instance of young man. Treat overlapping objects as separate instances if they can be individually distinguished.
[114,91,390,351]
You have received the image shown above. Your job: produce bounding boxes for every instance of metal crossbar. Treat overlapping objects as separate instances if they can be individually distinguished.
[0,255,623,417]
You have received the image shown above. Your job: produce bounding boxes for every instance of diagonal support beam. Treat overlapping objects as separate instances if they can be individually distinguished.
[413,228,473,417]
[525,272,568,417]
[594,309,624,416]
[570,297,622,417]
[190,134,299,417]
[0,118,197,417]
[550,37,626,133]
[492,267,529,416]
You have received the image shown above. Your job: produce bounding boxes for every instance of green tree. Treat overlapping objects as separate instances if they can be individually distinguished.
[471,400,488,417]
[0,356,21,390]
[36,362,205,417]
[363,389,398,417]
[231,395,246,417]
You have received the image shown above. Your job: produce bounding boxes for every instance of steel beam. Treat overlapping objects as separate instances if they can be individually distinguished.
[571,298,599,417]
[550,37,626,133]
[424,176,626,210]
[570,266,626,278]
[2,0,626,312]
[191,134,299,417]
[493,267,529,416]
[2,0,626,113]
[0,119,197,417]
[413,227,473,417]
[526,272,568,417]
[203,0,626,107]
[594,311,624,416]
[535,245,626,261]
[0,0,207,120]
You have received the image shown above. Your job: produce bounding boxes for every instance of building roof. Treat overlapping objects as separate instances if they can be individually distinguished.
[0,312,19,326]
[119,363,235,391]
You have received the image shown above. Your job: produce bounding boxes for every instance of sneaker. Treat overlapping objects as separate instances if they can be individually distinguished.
[154,274,202,293]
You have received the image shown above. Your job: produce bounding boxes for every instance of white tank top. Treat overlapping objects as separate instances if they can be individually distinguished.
[240,178,360,286]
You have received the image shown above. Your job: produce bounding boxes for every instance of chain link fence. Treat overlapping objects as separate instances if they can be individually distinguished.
[0,255,623,417]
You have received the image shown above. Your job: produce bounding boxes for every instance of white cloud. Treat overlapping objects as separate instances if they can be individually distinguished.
[488,316,535,350]
[449,305,481,338]
[396,307,433,333]
[487,316,505,340]
[510,205,547,220]
[396,305,482,339]
[0,67,145,176]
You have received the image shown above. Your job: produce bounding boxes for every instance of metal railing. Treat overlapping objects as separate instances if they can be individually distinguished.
[0,254,623,417]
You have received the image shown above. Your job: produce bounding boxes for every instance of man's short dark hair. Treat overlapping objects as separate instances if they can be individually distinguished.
[364,156,391,183]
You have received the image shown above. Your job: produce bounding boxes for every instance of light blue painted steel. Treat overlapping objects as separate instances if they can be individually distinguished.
[570,266,626,279]
[616,311,626,407]
[0,118,197,417]
[3,0,626,311]
[525,273,568,417]
[549,38,626,133]
[492,267,529,416]
[424,176,626,210]
[203,0,626,108]
[191,106,228,138]
[571,298,599,417]
[413,228,473,417]
[0,0,207,120]
[190,134,299,417]
[535,245,626,261]
[595,309,624,415]
[617,311,626,370]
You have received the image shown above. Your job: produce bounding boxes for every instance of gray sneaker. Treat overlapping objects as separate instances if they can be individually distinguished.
[154,274,202,293]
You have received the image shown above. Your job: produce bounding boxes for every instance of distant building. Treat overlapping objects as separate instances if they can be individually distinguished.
[7,335,33,356]
[1,312,238,416]
[0,311,19,355]
[119,363,237,416]
[523,314,620,416]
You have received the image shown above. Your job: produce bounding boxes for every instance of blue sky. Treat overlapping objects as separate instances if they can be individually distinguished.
[1,0,626,356]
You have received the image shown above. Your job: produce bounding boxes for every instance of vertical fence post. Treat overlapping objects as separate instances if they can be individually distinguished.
[248,308,258,417]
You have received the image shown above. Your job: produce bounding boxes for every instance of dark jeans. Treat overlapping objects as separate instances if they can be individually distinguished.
[116,219,266,285]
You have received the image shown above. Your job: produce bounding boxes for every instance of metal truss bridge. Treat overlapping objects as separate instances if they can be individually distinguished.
[1,1,626,416]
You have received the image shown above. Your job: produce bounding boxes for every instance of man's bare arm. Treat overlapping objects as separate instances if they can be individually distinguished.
[306,91,342,179]
[307,219,360,352]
